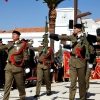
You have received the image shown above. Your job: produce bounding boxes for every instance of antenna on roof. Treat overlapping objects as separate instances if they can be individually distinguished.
[14,24,16,30]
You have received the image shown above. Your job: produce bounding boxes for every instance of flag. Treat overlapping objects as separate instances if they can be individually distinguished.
[4,0,8,2]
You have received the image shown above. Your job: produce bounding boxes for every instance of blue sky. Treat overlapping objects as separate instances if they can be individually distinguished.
[0,0,100,31]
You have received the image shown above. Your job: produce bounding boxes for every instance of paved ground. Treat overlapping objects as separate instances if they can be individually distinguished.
[0,79,100,100]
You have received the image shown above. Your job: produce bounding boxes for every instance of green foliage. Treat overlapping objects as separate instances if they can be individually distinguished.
[43,0,64,7]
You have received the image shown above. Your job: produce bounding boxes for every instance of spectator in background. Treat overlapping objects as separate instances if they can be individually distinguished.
[26,39,36,78]
[58,62,65,82]
[28,39,35,68]
[32,53,39,77]
[51,53,59,83]
[0,38,8,88]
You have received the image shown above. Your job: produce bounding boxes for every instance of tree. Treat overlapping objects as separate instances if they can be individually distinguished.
[43,0,64,49]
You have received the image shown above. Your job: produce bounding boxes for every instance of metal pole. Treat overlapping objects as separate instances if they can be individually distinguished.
[74,0,78,25]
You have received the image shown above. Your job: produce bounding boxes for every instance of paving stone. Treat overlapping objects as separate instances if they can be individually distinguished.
[0,79,100,100]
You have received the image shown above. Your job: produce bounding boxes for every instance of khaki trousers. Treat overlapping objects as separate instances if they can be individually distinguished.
[36,67,51,95]
[69,66,86,100]
[86,67,92,92]
[3,70,25,100]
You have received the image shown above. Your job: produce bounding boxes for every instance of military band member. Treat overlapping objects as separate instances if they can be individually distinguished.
[29,43,54,98]
[0,31,29,100]
[49,24,95,100]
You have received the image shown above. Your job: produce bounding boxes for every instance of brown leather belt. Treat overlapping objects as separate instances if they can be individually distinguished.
[38,61,43,64]
[38,61,51,65]
[71,53,80,58]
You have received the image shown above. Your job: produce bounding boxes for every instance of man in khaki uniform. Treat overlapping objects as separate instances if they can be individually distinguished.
[63,44,95,96]
[29,43,54,98]
[85,67,92,93]
[49,24,95,100]
[0,31,29,100]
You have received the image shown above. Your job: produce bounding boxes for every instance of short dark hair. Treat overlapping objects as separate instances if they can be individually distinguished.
[12,30,21,35]
[74,24,82,29]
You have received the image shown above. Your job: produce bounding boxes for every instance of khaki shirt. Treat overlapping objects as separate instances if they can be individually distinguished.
[30,46,54,69]
[0,40,28,72]
[96,36,100,42]
[58,34,95,68]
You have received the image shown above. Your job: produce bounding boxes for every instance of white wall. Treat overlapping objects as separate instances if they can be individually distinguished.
[82,18,100,36]
[96,21,100,28]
